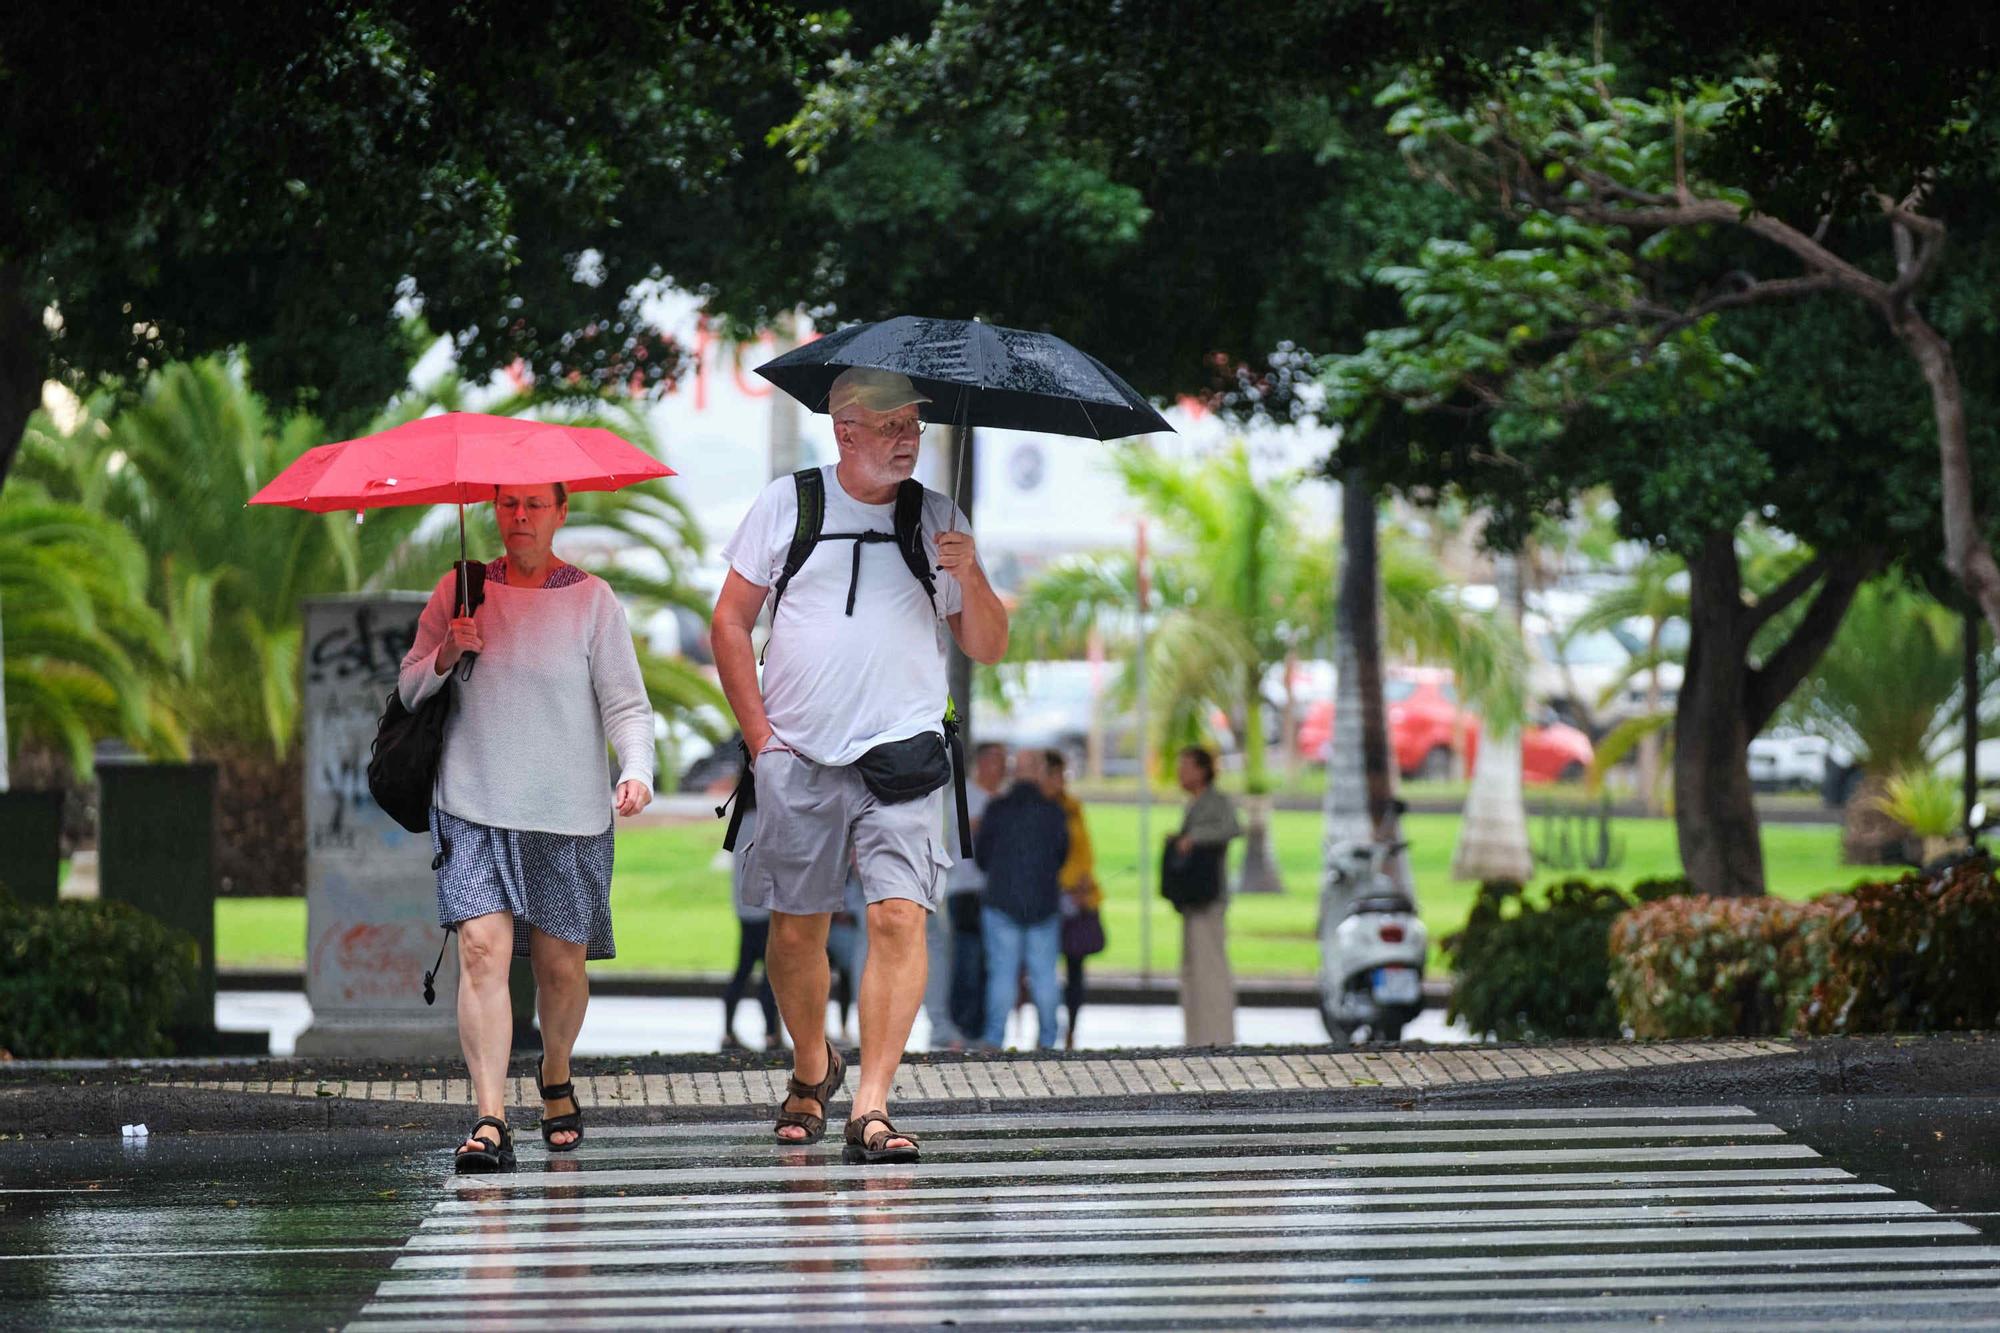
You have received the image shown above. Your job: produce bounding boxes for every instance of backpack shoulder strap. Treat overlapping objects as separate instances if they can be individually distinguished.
[770,468,826,615]
[893,479,940,617]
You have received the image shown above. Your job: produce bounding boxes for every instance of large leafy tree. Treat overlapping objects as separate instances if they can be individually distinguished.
[0,1,812,786]
[0,1,820,480]
[1324,54,2000,895]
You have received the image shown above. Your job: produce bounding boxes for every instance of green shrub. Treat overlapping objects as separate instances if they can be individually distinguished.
[1807,857,2000,1034]
[1446,879,1635,1040]
[0,896,201,1058]
[1609,894,1842,1038]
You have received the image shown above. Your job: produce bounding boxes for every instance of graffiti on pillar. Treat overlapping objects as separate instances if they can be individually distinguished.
[302,596,450,1022]
[305,603,418,852]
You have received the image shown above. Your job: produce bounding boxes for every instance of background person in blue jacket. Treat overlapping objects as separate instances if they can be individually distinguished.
[973,748,1071,1049]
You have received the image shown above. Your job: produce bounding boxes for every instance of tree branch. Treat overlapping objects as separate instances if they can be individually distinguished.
[1743,547,1880,732]
[1742,552,1828,632]
[1632,275,1843,345]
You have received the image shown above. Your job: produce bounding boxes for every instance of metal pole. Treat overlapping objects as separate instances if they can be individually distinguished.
[1966,607,1981,836]
[1135,519,1152,989]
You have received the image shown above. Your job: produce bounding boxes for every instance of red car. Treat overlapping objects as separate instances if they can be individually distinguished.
[1296,667,1593,784]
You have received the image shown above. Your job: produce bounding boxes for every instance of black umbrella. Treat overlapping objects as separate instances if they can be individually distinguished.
[753,316,1174,441]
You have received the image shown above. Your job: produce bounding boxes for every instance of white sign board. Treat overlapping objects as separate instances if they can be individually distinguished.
[294,594,461,1057]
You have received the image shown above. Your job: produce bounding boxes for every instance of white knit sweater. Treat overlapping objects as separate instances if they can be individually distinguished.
[398,571,656,836]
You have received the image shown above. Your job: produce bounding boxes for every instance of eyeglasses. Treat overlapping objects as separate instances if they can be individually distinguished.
[496,498,557,514]
[865,417,925,441]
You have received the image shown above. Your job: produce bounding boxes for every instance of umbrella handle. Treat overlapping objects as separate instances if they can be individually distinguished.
[452,557,485,681]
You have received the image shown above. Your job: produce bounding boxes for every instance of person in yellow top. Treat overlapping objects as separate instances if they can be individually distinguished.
[1041,750,1105,1049]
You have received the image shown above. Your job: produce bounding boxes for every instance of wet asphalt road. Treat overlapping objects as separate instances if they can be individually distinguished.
[5,1098,2000,1329]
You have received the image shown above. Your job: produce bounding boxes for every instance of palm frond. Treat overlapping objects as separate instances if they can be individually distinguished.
[1588,711,1676,791]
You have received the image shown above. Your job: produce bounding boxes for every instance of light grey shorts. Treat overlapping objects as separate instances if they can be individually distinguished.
[742,747,950,916]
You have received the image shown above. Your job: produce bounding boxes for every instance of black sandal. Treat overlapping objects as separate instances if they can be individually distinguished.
[773,1040,845,1144]
[454,1116,515,1174]
[537,1060,584,1151]
[843,1110,920,1165]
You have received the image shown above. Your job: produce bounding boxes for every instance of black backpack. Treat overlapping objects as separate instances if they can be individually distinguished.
[770,468,937,625]
[722,469,972,854]
[367,562,484,834]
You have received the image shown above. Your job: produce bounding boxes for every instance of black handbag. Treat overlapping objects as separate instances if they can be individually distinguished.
[852,730,953,805]
[367,561,482,834]
[1160,835,1225,914]
[1062,906,1107,958]
[367,684,451,834]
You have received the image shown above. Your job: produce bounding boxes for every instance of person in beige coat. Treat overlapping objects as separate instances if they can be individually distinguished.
[1174,746,1240,1045]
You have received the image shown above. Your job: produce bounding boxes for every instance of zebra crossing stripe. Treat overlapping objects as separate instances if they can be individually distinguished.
[442,1142,1826,1191]
[514,1122,1786,1158]
[557,1104,1763,1142]
[355,1107,2000,1328]
[402,1200,1941,1252]
[428,1165,1862,1215]
[365,1247,2000,1299]
[384,1221,1981,1271]
[349,1288,2000,1331]
[419,1181,1893,1230]
[359,1274,2000,1320]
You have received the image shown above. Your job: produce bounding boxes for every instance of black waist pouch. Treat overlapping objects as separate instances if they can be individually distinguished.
[853,731,952,805]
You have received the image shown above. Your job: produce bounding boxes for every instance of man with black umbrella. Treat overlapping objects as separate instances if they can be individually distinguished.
[712,367,1009,1164]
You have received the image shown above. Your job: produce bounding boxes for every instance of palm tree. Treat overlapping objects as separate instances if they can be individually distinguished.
[1781,573,1988,860]
[1450,553,1533,883]
[1329,473,1526,904]
[0,484,183,774]
[1011,443,1313,891]
[13,359,725,892]
[1012,444,1520,896]
[18,363,724,763]
[1569,550,1687,813]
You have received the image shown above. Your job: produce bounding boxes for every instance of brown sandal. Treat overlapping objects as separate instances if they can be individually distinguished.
[773,1040,845,1144]
[843,1110,920,1164]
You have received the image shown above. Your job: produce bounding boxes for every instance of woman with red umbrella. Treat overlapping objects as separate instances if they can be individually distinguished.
[253,412,671,1173]
[398,481,655,1172]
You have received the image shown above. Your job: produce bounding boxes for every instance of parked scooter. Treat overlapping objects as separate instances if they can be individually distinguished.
[1318,836,1428,1043]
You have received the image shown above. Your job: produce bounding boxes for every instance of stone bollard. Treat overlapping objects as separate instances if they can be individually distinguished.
[96,759,235,1048]
[0,789,64,908]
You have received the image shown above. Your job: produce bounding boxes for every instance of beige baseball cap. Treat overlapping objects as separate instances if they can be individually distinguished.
[828,367,932,417]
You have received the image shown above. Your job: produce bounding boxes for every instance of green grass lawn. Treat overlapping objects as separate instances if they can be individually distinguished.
[215,805,1886,979]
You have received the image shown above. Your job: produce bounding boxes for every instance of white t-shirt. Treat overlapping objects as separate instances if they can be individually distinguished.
[721,465,973,766]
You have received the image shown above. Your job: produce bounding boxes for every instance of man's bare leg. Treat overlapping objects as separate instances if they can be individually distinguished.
[851,898,928,1150]
[766,909,835,1141]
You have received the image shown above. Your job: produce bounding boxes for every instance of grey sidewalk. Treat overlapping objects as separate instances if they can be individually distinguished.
[147,1040,1794,1113]
[8,1034,1999,1141]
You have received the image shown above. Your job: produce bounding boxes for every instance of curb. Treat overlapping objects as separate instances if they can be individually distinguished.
[5,1035,1993,1139]
[214,968,1453,1010]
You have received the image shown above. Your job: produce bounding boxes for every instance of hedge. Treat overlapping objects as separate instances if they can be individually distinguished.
[1607,894,1838,1039]
[1608,856,2000,1038]
[0,892,201,1058]
[1446,879,1680,1040]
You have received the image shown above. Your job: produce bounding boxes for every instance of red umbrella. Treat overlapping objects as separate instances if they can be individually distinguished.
[248,410,674,565]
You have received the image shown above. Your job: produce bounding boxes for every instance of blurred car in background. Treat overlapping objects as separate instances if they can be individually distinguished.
[1524,613,1682,738]
[979,659,1145,775]
[1748,728,1841,793]
[1296,667,1594,783]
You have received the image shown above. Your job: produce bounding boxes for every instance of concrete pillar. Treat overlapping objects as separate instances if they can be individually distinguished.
[294,594,461,1058]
